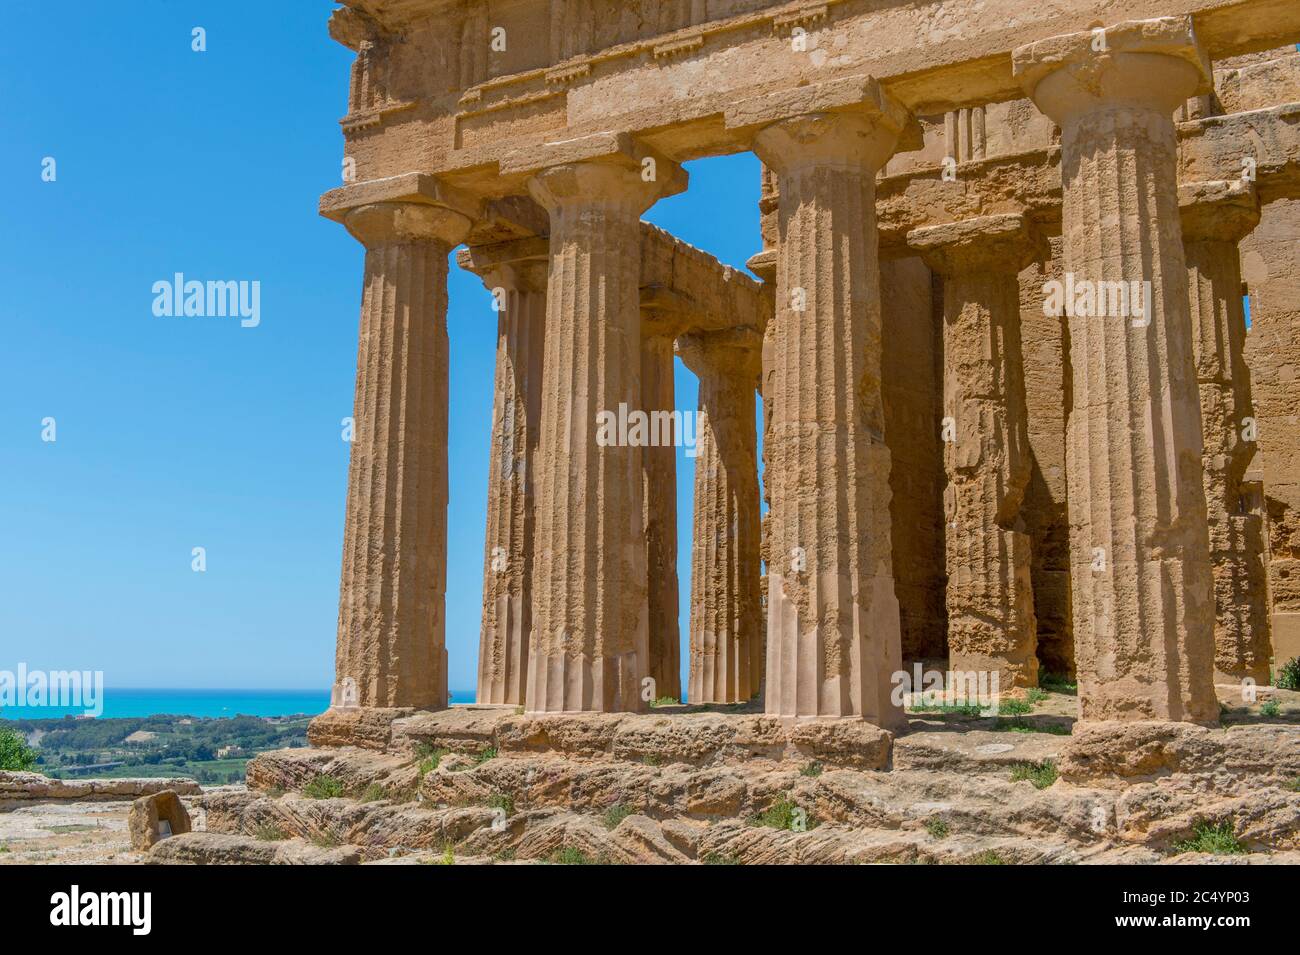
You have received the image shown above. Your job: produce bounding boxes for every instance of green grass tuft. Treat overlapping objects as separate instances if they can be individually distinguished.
[303,775,344,799]
[800,760,824,777]
[925,818,950,839]
[358,782,387,803]
[1276,657,1300,691]
[1171,821,1246,856]
[650,696,680,708]
[1039,672,1077,695]
[997,698,1032,716]
[974,850,1008,865]
[750,795,814,831]
[487,791,515,817]
[602,803,632,830]
[1009,761,1058,789]
[253,822,288,841]
[702,852,740,865]
[1260,699,1281,717]
[416,744,449,779]
[1285,777,1300,792]
[474,746,498,765]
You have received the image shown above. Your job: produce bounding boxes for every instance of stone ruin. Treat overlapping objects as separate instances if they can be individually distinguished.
[318,0,1300,729]
[146,0,1300,865]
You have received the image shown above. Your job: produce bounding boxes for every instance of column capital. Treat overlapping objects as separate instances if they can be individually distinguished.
[456,236,550,292]
[343,201,472,250]
[676,327,763,382]
[752,107,904,176]
[1178,179,1261,243]
[1013,16,1211,124]
[527,155,687,216]
[907,213,1048,276]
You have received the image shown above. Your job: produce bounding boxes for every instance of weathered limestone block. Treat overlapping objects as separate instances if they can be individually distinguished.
[523,155,687,713]
[1014,17,1219,723]
[0,772,201,811]
[641,326,682,704]
[307,705,414,750]
[909,213,1046,690]
[1179,179,1271,684]
[752,95,907,726]
[333,200,471,709]
[129,790,191,851]
[1018,235,1075,677]
[1240,198,1300,671]
[459,244,547,706]
[147,831,361,865]
[677,328,763,704]
[1059,721,1300,788]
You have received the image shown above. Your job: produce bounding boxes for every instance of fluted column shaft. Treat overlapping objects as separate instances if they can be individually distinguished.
[910,215,1044,690]
[524,159,685,713]
[753,109,905,725]
[334,201,471,709]
[1015,18,1218,722]
[679,330,763,704]
[467,255,547,705]
[641,331,682,702]
[1180,181,1270,683]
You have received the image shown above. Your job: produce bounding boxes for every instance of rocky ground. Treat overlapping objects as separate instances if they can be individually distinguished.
[4,685,1298,865]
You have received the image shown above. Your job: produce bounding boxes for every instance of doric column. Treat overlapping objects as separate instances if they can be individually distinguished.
[640,323,682,703]
[678,329,763,704]
[333,201,471,709]
[459,240,549,705]
[752,95,907,725]
[524,157,687,713]
[1014,17,1218,723]
[909,214,1046,691]
[1179,180,1271,684]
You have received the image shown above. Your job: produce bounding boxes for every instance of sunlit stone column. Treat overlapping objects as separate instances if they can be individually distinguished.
[641,324,682,704]
[909,214,1045,691]
[752,95,907,726]
[678,329,763,704]
[524,157,687,713]
[459,242,548,705]
[1014,17,1218,723]
[1179,180,1271,684]
[333,201,471,709]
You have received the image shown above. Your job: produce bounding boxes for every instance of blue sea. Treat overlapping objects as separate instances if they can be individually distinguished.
[0,688,476,721]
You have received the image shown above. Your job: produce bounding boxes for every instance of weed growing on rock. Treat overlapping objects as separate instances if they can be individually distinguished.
[1277,657,1300,691]
[603,803,631,829]
[974,850,1008,864]
[548,846,597,864]
[800,761,823,777]
[253,822,288,841]
[303,775,344,799]
[750,795,815,831]
[702,852,740,865]
[1261,699,1281,717]
[925,818,950,839]
[359,782,387,802]
[474,746,498,765]
[487,791,515,816]
[1171,822,1246,856]
[1009,761,1057,789]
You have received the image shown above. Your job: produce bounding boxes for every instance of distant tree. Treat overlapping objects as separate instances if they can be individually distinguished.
[0,727,39,772]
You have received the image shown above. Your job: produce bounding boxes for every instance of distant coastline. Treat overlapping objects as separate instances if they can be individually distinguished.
[0,688,477,721]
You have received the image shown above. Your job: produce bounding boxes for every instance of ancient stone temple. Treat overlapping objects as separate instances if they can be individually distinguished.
[319,0,1300,734]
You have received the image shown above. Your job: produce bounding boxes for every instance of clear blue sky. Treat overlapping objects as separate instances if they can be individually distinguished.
[0,1,763,694]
